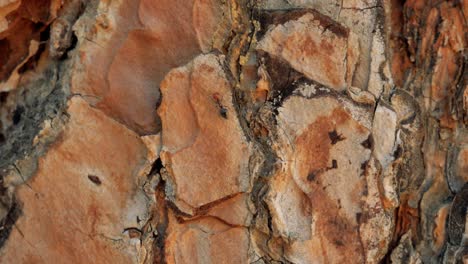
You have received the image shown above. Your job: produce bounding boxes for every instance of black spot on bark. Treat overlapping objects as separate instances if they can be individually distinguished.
[12,106,24,125]
[393,145,403,159]
[0,92,8,103]
[219,107,228,119]
[361,160,369,172]
[361,135,373,149]
[307,171,317,181]
[362,185,368,196]
[356,212,362,223]
[360,160,370,178]
[334,239,344,246]
[328,129,345,145]
[331,159,338,169]
[87,174,101,185]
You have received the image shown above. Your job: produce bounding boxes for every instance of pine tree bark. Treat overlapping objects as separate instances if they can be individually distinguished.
[0,0,466,263]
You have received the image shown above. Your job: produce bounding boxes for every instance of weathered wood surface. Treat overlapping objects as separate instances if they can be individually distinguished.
[0,0,466,263]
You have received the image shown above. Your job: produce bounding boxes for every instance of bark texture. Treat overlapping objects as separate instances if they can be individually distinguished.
[0,0,466,263]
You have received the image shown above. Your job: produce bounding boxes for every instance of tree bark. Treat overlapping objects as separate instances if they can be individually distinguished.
[0,0,466,263]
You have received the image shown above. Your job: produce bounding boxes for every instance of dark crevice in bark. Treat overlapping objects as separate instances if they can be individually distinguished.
[153,182,169,264]
[225,2,297,262]
[447,183,468,246]
[384,0,467,262]
[0,201,21,249]
[143,157,168,264]
[49,0,85,59]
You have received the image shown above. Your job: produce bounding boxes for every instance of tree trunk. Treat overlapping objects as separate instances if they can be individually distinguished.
[0,0,466,263]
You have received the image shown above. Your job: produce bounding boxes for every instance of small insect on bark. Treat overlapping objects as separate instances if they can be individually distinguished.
[88,174,102,185]
[211,92,228,119]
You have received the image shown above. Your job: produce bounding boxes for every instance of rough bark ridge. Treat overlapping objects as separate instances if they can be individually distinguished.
[0,0,466,263]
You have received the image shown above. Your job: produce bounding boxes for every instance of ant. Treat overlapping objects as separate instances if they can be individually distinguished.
[211,92,228,119]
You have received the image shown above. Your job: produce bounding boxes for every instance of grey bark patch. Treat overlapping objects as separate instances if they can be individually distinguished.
[448,183,468,246]
[0,60,69,251]
[0,63,67,170]
[446,145,466,194]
